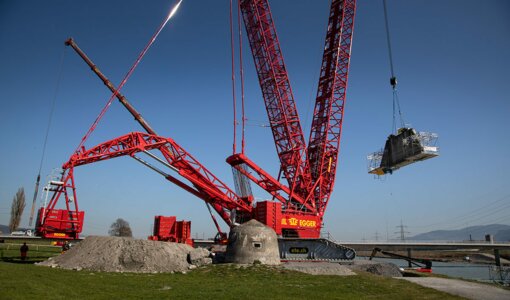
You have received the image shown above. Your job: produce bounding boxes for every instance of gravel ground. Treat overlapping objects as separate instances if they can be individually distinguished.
[283,260,402,277]
[36,236,211,273]
[283,262,356,276]
[397,277,510,300]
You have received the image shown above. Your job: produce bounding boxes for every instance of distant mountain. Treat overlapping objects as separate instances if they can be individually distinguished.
[495,229,510,242]
[410,224,510,242]
[0,224,10,234]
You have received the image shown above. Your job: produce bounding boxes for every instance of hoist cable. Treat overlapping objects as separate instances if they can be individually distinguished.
[229,0,237,154]
[392,90,396,133]
[237,0,247,154]
[394,90,405,129]
[39,48,66,175]
[383,0,395,81]
[29,47,67,227]
[383,0,406,132]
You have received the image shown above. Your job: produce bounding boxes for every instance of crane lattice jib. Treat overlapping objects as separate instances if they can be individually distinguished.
[62,132,252,225]
[240,0,310,193]
[307,0,356,216]
[63,40,251,226]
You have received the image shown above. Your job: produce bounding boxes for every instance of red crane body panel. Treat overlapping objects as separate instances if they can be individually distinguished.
[149,216,193,246]
[35,207,84,239]
[253,201,321,238]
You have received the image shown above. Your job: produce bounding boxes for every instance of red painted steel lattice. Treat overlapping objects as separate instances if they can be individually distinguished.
[39,0,357,240]
[307,0,356,216]
[240,0,311,195]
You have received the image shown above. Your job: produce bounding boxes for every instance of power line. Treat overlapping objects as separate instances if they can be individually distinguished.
[410,194,510,230]
[449,202,510,230]
[477,214,510,227]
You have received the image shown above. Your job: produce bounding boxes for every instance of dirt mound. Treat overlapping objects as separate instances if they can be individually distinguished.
[37,236,211,273]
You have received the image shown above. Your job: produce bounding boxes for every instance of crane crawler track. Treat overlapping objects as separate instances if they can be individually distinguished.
[279,238,356,261]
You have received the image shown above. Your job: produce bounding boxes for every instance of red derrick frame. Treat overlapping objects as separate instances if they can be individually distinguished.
[42,132,253,226]
[36,167,83,239]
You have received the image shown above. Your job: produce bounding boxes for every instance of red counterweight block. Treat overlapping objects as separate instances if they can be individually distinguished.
[149,216,193,246]
[253,201,283,235]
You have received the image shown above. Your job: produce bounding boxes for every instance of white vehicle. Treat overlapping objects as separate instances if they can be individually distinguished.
[10,229,33,236]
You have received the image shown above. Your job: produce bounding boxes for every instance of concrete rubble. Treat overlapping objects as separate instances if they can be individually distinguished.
[345,260,403,277]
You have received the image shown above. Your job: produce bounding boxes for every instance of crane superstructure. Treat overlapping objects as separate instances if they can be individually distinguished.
[36,0,357,260]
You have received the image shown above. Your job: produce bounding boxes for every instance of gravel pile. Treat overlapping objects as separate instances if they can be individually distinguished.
[37,236,212,273]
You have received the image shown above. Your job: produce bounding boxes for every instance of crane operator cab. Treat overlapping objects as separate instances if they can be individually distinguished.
[367,127,439,175]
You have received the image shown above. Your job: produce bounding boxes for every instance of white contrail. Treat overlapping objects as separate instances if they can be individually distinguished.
[75,0,184,151]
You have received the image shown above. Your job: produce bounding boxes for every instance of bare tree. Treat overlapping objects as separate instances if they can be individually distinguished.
[9,188,26,232]
[109,218,133,237]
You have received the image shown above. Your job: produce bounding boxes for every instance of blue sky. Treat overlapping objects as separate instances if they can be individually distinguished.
[1,0,509,240]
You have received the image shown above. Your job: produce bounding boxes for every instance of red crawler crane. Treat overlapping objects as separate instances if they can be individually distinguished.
[36,0,357,260]
[228,0,356,237]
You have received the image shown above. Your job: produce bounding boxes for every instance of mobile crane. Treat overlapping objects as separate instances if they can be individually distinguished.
[36,0,357,260]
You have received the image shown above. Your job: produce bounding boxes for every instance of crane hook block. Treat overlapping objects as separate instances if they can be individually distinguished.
[390,76,397,88]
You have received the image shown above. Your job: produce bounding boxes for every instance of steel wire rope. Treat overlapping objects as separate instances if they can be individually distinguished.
[229,0,248,154]
[28,47,67,227]
[383,0,405,133]
[297,0,334,211]
[38,48,66,178]
[230,0,238,154]
[237,0,247,153]
[302,0,332,140]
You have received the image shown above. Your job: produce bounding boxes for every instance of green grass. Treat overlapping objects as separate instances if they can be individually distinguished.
[0,260,464,300]
[0,237,57,245]
[0,242,61,264]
